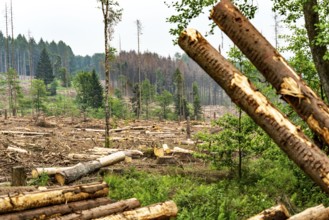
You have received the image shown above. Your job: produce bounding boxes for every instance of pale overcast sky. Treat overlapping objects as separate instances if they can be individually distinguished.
[0,0,278,57]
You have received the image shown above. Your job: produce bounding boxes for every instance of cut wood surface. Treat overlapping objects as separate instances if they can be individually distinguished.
[289,204,329,220]
[55,151,126,185]
[93,200,178,220]
[178,28,329,194]
[53,198,140,220]
[0,197,113,220]
[211,0,329,147]
[0,182,108,214]
[247,204,290,220]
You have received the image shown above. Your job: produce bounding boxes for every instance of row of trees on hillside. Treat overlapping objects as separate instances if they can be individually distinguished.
[0,31,230,106]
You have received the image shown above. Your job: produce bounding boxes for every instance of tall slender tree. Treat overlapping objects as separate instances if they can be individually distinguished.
[136,19,143,119]
[98,0,122,148]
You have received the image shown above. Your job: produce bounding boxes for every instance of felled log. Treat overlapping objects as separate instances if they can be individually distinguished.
[178,28,329,194]
[55,152,126,185]
[289,204,329,220]
[0,197,113,220]
[0,186,40,195]
[247,204,290,220]
[0,130,51,136]
[54,198,140,220]
[0,182,108,214]
[93,200,178,220]
[211,0,329,148]
[31,167,72,178]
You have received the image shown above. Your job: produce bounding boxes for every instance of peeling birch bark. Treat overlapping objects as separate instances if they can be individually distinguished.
[178,28,329,194]
[210,0,329,148]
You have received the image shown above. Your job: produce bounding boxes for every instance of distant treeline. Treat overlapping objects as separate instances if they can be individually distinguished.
[0,31,229,105]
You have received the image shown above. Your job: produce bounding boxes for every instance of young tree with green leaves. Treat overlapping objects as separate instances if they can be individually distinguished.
[31,79,47,113]
[173,68,184,121]
[73,71,103,111]
[192,81,201,120]
[98,0,122,148]
[156,89,173,120]
[141,79,155,119]
[36,48,54,87]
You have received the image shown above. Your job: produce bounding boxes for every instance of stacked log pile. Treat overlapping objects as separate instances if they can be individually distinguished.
[0,182,178,220]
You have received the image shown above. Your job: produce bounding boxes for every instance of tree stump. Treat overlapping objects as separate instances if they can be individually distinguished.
[11,166,26,186]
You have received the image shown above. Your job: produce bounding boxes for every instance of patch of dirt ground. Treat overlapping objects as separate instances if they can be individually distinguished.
[0,115,224,185]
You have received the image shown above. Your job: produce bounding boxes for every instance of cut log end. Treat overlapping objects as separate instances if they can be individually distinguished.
[55,173,66,186]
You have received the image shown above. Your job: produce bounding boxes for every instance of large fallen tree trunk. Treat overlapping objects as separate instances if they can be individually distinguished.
[0,182,108,214]
[93,200,178,220]
[210,0,329,148]
[54,198,140,220]
[288,204,329,220]
[247,204,290,220]
[178,29,329,194]
[55,151,126,185]
[0,197,113,220]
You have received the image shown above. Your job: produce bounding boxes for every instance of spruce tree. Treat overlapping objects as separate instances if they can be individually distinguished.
[192,81,201,119]
[90,69,103,108]
[36,48,54,86]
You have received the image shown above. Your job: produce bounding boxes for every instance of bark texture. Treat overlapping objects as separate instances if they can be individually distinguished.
[56,198,140,220]
[0,197,113,220]
[93,200,178,220]
[289,204,329,220]
[303,0,329,101]
[247,204,290,220]
[210,0,329,148]
[54,151,126,185]
[178,28,329,194]
[0,182,109,214]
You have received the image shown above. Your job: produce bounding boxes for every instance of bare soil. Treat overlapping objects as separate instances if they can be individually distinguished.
[0,115,224,185]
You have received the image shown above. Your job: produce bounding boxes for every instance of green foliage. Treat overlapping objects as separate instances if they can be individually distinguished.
[192,81,201,119]
[44,95,80,117]
[36,48,54,86]
[31,79,47,112]
[166,0,257,40]
[141,79,155,119]
[156,89,173,119]
[57,67,71,87]
[30,172,49,186]
[73,70,103,111]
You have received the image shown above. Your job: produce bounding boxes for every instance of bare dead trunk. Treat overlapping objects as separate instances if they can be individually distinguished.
[303,0,329,101]
[0,182,109,214]
[178,28,329,194]
[93,200,178,220]
[210,0,329,149]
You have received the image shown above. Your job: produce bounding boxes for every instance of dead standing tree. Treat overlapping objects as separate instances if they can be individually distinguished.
[99,0,122,148]
[178,28,329,194]
[210,0,329,149]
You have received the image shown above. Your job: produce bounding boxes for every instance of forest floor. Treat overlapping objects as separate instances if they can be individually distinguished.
[0,106,234,186]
